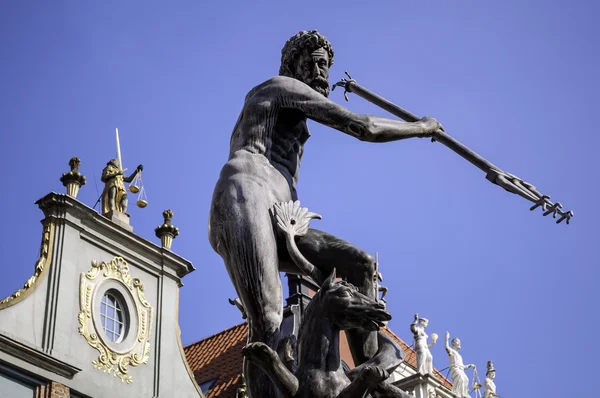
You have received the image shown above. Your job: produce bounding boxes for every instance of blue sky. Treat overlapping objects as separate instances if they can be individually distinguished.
[1,1,598,396]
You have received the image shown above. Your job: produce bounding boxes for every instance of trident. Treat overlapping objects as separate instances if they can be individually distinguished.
[333,72,573,225]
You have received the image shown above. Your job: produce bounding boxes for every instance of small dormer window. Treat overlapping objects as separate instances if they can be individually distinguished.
[199,377,218,394]
[100,291,126,343]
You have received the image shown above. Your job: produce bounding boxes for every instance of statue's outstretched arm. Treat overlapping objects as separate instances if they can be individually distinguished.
[265,76,442,143]
[124,165,143,183]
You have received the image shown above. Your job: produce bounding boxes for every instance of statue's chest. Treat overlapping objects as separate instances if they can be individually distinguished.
[275,108,310,145]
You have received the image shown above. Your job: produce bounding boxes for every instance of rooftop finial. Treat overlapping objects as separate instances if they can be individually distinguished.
[155,209,179,249]
[60,156,86,198]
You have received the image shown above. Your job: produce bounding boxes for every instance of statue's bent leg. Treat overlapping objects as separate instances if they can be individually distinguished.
[108,186,117,211]
[425,351,433,374]
[120,192,128,213]
[294,229,378,365]
[210,201,283,398]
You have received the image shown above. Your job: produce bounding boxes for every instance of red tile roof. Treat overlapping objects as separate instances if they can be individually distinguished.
[184,322,248,397]
[184,323,451,397]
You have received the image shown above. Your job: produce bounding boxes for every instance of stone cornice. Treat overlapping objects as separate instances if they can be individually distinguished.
[34,192,195,279]
[0,332,81,378]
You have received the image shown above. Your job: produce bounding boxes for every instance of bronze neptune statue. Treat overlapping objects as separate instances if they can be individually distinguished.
[208,30,443,398]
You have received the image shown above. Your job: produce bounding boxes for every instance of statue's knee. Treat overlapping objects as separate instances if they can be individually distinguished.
[250,312,281,341]
[263,311,282,334]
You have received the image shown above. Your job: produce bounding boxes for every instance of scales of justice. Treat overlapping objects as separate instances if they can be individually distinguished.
[98,128,147,231]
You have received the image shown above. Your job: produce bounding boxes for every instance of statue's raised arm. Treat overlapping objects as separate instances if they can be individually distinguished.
[445,331,451,353]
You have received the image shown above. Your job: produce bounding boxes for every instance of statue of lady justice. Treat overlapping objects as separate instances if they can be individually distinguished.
[101,159,142,215]
[445,331,475,398]
[410,314,437,375]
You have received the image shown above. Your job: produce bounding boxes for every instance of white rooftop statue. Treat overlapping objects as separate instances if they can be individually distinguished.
[410,313,437,375]
[484,361,498,398]
[445,331,475,398]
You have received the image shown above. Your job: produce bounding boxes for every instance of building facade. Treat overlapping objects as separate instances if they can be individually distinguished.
[0,191,203,398]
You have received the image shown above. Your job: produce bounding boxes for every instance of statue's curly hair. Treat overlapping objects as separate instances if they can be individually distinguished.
[279,30,334,77]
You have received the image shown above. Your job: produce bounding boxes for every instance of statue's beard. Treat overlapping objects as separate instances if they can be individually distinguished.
[307,76,330,97]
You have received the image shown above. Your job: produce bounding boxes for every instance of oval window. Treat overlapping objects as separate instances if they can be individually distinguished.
[100,291,127,343]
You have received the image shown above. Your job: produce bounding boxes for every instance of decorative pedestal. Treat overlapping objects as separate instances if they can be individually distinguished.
[104,210,133,232]
[65,182,81,198]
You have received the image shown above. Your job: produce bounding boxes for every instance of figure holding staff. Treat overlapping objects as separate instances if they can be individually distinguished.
[101,128,143,215]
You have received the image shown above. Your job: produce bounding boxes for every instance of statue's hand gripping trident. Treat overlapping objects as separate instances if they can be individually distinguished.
[333,72,573,225]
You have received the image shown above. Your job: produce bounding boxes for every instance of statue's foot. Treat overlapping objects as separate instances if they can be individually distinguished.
[242,342,279,368]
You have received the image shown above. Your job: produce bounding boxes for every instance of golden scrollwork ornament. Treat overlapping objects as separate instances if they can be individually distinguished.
[78,256,153,383]
[0,221,54,309]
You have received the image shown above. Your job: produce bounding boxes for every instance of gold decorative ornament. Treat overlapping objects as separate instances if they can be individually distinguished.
[78,257,153,384]
[155,209,179,249]
[128,171,141,194]
[0,221,55,309]
[60,157,86,198]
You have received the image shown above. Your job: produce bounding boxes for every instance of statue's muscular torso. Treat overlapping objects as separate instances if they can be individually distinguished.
[208,76,327,254]
[208,73,431,257]
[213,77,319,214]
[227,85,310,201]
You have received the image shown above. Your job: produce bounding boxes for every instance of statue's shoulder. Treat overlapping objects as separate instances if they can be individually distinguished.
[248,76,305,98]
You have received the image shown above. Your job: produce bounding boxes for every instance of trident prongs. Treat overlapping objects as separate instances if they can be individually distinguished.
[529,196,573,224]
[513,177,574,224]
[530,195,550,212]
[332,71,356,101]
[484,168,573,224]
[556,210,574,224]
[543,202,562,218]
